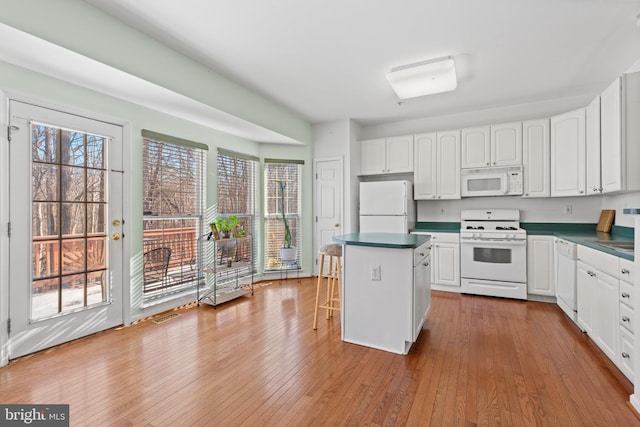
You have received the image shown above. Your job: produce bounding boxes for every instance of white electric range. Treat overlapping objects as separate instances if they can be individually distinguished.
[459,209,527,300]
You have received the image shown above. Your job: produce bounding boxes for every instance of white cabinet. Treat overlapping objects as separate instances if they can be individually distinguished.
[550,108,586,197]
[461,123,522,169]
[461,126,490,168]
[599,73,640,194]
[522,119,550,198]
[527,236,555,296]
[577,258,618,361]
[593,268,619,361]
[430,233,460,290]
[617,257,635,381]
[414,130,460,200]
[577,261,595,335]
[491,122,523,166]
[576,245,636,382]
[585,96,602,195]
[600,77,622,193]
[360,135,413,175]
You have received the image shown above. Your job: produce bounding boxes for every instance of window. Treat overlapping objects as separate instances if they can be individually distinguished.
[216,149,258,284]
[142,130,207,297]
[264,159,303,270]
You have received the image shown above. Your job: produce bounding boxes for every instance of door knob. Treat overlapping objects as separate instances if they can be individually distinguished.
[335,223,340,227]
[111,232,121,241]
[112,219,121,227]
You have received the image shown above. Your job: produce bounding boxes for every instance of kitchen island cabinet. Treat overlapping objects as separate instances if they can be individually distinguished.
[333,233,431,355]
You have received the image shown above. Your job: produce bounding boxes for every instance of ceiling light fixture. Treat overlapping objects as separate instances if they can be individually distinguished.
[386,56,457,99]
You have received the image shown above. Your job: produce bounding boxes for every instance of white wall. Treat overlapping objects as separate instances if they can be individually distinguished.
[602,191,640,228]
[417,196,603,224]
[418,193,640,228]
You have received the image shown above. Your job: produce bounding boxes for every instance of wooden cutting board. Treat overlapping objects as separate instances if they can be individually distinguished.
[596,209,615,232]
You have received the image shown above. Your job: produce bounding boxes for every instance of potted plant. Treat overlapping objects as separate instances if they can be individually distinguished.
[214,215,240,239]
[277,181,296,263]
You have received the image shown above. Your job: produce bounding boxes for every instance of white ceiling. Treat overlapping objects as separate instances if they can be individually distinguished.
[84,0,640,127]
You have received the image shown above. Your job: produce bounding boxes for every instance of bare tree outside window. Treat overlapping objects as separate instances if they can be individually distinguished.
[142,137,205,296]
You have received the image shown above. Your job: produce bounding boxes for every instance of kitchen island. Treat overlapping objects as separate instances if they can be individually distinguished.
[333,233,431,354]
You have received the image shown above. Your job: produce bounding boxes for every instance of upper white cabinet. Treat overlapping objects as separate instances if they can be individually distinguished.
[414,130,460,200]
[461,122,522,169]
[585,96,602,195]
[360,135,414,175]
[522,119,550,198]
[550,108,586,197]
[461,126,490,168]
[599,73,640,194]
[491,122,523,166]
[600,77,622,193]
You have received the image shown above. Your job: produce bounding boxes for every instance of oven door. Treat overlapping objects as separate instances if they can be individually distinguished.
[460,238,527,283]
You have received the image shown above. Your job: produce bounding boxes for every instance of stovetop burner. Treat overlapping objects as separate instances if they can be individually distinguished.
[496,226,518,230]
[466,226,485,230]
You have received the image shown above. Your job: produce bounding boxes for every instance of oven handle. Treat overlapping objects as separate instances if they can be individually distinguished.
[460,239,527,247]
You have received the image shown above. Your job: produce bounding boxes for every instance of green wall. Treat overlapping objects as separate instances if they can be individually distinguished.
[0,59,312,321]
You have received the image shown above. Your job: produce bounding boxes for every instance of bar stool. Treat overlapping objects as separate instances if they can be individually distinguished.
[313,244,342,330]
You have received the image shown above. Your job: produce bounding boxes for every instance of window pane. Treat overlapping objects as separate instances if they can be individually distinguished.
[61,203,85,237]
[32,125,58,163]
[32,164,59,201]
[142,137,205,297]
[61,273,86,312]
[60,130,85,166]
[264,162,302,270]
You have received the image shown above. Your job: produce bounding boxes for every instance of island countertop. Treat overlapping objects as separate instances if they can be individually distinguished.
[333,232,430,249]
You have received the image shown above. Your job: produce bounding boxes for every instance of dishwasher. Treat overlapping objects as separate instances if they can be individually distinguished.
[555,238,578,326]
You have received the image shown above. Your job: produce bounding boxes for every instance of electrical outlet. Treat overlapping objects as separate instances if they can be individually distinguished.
[370,265,381,281]
[564,204,573,215]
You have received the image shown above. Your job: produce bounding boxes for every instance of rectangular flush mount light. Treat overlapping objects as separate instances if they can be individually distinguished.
[386,56,457,99]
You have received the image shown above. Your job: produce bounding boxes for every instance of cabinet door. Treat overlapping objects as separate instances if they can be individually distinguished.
[600,77,622,194]
[437,130,461,199]
[527,236,555,296]
[433,242,460,287]
[577,262,595,336]
[386,135,414,173]
[461,126,490,168]
[585,96,602,195]
[491,122,522,166]
[413,133,437,200]
[594,269,619,361]
[550,108,586,196]
[360,139,386,175]
[522,119,550,197]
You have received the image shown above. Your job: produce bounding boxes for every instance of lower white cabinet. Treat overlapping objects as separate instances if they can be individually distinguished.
[411,232,460,291]
[430,233,460,290]
[576,245,634,382]
[527,235,555,296]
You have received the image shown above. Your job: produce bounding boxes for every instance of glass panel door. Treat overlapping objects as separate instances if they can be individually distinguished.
[8,101,124,359]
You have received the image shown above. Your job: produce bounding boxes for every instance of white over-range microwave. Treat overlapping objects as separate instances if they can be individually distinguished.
[461,165,523,197]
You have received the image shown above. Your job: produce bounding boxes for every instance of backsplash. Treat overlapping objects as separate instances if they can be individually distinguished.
[416,195,614,224]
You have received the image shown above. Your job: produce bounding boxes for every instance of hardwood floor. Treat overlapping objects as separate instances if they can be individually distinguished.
[1,278,638,426]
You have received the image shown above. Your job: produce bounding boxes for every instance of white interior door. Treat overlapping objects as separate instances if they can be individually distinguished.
[8,100,124,359]
[314,158,342,275]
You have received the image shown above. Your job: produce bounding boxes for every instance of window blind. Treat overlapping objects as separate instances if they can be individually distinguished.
[142,135,206,297]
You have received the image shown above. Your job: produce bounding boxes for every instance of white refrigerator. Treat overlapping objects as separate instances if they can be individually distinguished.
[359,180,415,233]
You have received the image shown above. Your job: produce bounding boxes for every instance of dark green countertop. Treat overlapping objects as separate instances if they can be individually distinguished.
[411,222,460,233]
[333,233,430,249]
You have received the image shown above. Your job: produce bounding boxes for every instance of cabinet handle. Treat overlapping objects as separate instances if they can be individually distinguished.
[578,190,584,194]
[423,262,430,267]
[622,292,630,298]
[622,316,630,322]
[621,268,629,275]
[419,252,425,256]
[486,162,490,166]
[622,352,630,359]
[587,271,595,277]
